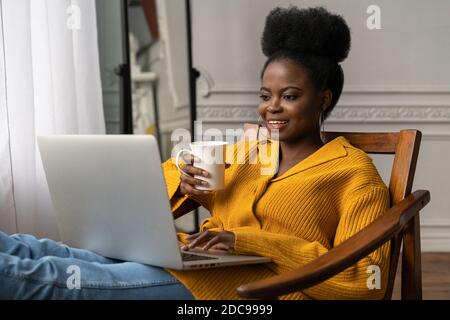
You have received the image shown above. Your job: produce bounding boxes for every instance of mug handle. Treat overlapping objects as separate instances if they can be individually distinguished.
[175,149,193,176]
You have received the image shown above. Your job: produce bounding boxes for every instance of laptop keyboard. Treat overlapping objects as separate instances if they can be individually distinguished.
[182,252,219,261]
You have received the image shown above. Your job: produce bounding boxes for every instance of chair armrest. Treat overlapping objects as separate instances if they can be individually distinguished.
[237,190,431,299]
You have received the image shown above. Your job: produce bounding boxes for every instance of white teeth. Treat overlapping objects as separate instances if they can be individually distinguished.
[268,120,288,124]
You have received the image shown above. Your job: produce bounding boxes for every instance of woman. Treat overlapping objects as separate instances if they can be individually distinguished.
[0,6,390,300]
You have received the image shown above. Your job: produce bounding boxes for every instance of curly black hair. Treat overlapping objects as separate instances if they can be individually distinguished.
[260,6,351,119]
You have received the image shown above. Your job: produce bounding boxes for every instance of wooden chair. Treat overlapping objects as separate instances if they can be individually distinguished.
[174,125,431,300]
[235,125,430,300]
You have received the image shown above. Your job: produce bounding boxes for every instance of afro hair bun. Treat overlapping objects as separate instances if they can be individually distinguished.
[261,6,351,63]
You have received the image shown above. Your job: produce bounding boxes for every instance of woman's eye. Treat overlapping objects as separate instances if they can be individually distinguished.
[284,95,297,101]
[259,94,270,101]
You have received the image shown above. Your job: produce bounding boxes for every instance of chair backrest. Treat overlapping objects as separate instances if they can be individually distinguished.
[243,124,423,299]
[322,130,422,299]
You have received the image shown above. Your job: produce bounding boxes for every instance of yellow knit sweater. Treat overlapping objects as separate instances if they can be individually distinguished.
[161,136,391,300]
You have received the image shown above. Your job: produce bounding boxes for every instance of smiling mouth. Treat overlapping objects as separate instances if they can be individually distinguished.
[266,120,289,130]
[267,120,288,124]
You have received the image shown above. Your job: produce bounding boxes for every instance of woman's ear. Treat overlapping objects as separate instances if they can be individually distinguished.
[320,89,333,113]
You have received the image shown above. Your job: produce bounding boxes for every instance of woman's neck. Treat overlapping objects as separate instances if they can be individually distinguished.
[279,133,324,164]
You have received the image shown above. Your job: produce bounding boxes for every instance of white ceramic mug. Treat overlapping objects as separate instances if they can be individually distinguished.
[175,141,228,190]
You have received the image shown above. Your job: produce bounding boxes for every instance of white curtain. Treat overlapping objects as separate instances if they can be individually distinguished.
[0,0,105,239]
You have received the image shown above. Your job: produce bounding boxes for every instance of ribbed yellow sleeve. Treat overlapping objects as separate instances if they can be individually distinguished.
[199,216,223,232]
[230,186,391,300]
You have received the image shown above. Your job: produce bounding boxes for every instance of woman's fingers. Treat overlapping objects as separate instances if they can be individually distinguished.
[180,173,209,187]
[181,153,193,165]
[179,165,211,196]
[180,182,210,196]
[181,232,202,250]
[202,235,220,251]
[185,229,208,241]
[184,230,214,250]
[182,231,233,252]
[210,243,232,252]
[182,153,203,165]
[182,164,209,178]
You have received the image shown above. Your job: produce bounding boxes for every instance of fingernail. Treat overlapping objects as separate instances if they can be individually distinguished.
[203,171,209,177]
[202,181,208,186]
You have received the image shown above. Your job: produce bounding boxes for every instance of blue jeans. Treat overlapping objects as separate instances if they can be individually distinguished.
[0,231,194,299]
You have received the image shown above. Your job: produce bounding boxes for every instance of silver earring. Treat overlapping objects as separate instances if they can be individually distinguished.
[320,112,325,142]
[258,115,264,127]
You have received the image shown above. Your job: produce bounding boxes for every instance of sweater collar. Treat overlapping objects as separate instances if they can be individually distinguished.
[259,135,350,181]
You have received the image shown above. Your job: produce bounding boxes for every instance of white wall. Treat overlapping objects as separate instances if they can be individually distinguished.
[191,0,450,251]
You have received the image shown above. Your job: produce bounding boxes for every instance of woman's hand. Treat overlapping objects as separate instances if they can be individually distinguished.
[178,154,211,196]
[181,229,235,252]
[177,154,231,197]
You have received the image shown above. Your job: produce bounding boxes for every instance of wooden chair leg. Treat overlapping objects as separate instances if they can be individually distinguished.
[383,234,402,300]
[401,214,422,300]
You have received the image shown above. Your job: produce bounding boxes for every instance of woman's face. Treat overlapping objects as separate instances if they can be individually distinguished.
[258,59,327,143]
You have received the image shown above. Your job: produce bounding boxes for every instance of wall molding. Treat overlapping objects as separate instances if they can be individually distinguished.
[195,70,450,123]
[421,219,450,227]
[196,104,450,123]
[197,66,215,98]
[421,239,450,252]
[327,105,450,122]
[422,225,450,252]
[196,68,450,96]
[199,83,450,96]
[158,116,192,133]
[197,104,258,122]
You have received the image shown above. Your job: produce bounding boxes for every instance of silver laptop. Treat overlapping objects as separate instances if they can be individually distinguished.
[37,135,271,270]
